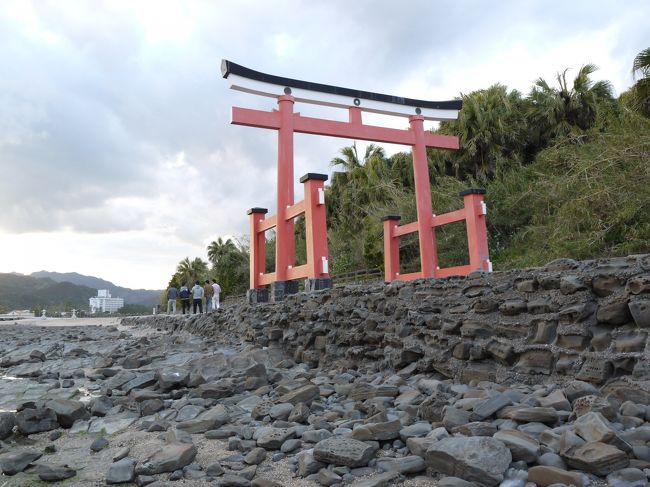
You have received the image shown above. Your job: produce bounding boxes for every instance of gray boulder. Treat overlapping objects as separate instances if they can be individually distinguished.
[0,449,43,475]
[15,407,59,434]
[0,412,15,440]
[139,442,197,474]
[313,436,378,468]
[426,436,512,486]
[106,458,137,484]
[36,464,77,481]
[46,399,90,428]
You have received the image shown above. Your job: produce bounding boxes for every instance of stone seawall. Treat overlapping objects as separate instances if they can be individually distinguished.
[124,254,650,391]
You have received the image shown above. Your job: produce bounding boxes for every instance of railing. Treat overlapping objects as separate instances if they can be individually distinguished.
[382,188,491,282]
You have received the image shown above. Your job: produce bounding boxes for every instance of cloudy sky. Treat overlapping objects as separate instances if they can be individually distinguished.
[0,0,647,290]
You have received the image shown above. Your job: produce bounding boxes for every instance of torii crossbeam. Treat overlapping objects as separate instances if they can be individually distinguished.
[222,60,490,301]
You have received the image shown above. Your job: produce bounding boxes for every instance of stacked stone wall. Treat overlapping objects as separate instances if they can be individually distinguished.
[126,254,650,390]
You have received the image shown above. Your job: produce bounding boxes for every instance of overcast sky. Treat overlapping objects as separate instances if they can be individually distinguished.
[0,0,647,290]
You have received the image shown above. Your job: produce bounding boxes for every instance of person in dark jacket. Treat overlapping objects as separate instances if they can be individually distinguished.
[179,284,191,315]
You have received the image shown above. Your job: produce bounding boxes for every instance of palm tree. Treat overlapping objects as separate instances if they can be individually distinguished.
[175,257,208,286]
[630,47,650,116]
[528,64,613,145]
[207,237,237,267]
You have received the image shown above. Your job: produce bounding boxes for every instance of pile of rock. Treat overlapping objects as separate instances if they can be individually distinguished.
[1,318,649,486]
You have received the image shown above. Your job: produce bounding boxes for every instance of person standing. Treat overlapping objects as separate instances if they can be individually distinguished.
[211,280,221,310]
[166,285,178,314]
[179,284,191,315]
[204,280,214,312]
[191,281,204,314]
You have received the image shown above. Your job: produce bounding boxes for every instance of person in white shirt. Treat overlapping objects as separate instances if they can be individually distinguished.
[211,280,221,310]
[191,281,204,314]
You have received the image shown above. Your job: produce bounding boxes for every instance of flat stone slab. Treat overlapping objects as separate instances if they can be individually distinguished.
[313,436,378,468]
[0,449,42,475]
[426,436,512,487]
[139,442,197,474]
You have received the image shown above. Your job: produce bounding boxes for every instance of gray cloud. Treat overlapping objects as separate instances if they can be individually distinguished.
[0,0,648,240]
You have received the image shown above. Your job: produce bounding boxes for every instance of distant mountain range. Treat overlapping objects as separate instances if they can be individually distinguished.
[30,271,162,307]
[0,271,162,312]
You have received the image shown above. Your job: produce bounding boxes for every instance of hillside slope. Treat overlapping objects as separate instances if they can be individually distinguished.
[30,271,161,306]
[0,273,96,312]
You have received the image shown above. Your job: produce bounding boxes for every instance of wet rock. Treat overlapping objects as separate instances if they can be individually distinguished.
[426,436,511,486]
[318,468,342,486]
[0,449,42,475]
[244,447,266,465]
[453,422,497,437]
[251,479,284,487]
[15,406,59,434]
[471,393,513,421]
[563,441,629,476]
[276,384,320,405]
[313,436,378,468]
[36,463,77,481]
[345,471,399,487]
[138,442,197,474]
[376,455,426,474]
[350,420,401,441]
[297,451,325,476]
[268,403,293,420]
[91,395,114,417]
[505,407,558,424]
[437,477,476,487]
[0,412,15,440]
[629,299,650,327]
[606,467,647,487]
[597,300,632,325]
[399,422,432,442]
[107,458,137,484]
[493,430,540,463]
[527,465,585,487]
[46,399,90,428]
[256,427,295,450]
[573,412,631,452]
[91,436,109,452]
[288,402,310,423]
[157,368,190,390]
[213,473,252,486]
[301,429,331,443]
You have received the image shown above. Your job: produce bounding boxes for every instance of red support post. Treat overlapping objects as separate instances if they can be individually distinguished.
[301,173,330,279]
[247,208,268,289]
[382,215,401,282]
[461,188,491,272]
[276,95,296,282]
[409,115,438,278]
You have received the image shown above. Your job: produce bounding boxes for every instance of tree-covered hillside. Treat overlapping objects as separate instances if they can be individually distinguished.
[0,273,96,314]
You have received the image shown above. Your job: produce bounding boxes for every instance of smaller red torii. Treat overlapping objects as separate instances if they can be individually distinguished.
[222,61,491,301]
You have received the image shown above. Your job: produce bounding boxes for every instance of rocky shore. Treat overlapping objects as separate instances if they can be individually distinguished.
[0,317,646,486]
[1,254,650,486]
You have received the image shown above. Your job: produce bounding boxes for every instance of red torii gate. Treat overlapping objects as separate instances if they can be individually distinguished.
[222,60,490,301]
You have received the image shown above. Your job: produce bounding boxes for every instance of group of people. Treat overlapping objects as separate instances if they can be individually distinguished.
[166,280,221,315]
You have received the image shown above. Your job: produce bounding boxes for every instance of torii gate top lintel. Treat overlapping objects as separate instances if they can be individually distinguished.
[221,59,462,122]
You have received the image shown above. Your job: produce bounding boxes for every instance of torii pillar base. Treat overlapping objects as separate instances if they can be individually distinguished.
[271,280,299,302]
[304,278,333,293]
[246,288,269,304]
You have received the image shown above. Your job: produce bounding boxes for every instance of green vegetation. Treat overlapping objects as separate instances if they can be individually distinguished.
[166,48,650,288]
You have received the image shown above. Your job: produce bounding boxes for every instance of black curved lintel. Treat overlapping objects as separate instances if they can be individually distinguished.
[222,60,462,111]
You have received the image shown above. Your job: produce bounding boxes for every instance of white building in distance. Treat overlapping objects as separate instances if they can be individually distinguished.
[89,289,124,314]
